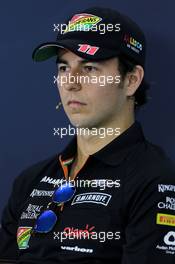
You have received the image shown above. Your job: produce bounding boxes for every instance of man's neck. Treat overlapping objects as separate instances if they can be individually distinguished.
[76,116,135,164]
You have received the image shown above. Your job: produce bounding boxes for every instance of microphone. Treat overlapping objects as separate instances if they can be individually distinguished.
[56,102,62,110]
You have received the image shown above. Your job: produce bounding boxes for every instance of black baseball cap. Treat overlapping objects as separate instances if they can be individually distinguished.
[32,7,146,67]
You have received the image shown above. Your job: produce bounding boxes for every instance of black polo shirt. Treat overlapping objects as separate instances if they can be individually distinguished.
[0,121,175,264]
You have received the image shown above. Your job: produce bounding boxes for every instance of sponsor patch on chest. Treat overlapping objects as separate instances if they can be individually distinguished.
[17,226,32,250]
[71,192,111,206]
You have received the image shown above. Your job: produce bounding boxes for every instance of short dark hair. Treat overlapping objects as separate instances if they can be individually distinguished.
[117,54,150,109]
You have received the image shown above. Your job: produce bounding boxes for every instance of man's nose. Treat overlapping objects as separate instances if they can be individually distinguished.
[64,68,82,91]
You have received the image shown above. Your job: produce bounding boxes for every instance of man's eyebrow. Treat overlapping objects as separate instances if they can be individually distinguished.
[56,58,68,65]
[56,58,100,65]
[80,59,100,64]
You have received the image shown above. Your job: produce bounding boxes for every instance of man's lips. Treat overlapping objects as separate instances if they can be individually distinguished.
[67,100,87,106]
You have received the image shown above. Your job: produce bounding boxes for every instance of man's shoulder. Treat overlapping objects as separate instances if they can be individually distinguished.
[15,154,59,187]
[144,141,175,174]
[127,139,175,183]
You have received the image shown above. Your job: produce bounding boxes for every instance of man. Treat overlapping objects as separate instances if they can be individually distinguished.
[0,6,175,264]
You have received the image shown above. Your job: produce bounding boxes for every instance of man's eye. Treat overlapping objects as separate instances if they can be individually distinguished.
[58,65,69,72]
[83,65,98,72]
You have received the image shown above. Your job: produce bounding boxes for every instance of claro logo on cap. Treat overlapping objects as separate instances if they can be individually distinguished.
[124,34,142,54]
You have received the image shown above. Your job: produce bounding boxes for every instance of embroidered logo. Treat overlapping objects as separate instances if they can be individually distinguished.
[156,213,175,227]
[17,227,32,250]
[63,13,102,34]
[123,33,142,54]
[61,245,93,253]
[30,189,54,198]
[20,204,43,219]
[156,231,175,255]
[78,44,99,55]
[158,184,175,193]
[63,224,96,239]
[71,192,111,206]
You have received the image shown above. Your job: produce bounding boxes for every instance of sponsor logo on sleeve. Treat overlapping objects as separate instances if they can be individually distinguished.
[158,184,175,193]
[164,231,175,246]
[156,213,175,227]
[17,227,32,250]
[71,192,111,206]
[158,197,175,211]
[156,231,175,255]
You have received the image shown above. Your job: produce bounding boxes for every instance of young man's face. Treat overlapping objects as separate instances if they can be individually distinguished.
[56,50,128,129]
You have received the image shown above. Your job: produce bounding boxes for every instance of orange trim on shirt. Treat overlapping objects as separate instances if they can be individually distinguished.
[62,157,74,166]
[58,155,74,212]
[59,154,89,179]
[59,155,70,180]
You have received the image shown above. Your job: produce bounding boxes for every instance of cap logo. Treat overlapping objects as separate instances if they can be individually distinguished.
[78,44,99,55]
[63,13,102,34]
[124,34,142,54]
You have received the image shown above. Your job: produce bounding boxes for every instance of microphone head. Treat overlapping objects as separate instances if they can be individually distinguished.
[56,102,62,110]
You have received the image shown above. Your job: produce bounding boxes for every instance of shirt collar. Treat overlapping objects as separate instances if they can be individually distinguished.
[59,121,146,166]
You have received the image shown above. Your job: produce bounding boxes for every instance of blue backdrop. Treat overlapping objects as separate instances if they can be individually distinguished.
[0,0,175,216]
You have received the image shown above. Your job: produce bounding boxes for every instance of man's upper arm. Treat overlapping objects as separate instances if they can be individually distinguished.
[122,159,175,263]
[0,177,20,262]
[0,155,56,263]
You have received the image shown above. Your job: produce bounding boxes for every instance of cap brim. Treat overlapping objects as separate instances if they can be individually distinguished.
[32,39,120,62]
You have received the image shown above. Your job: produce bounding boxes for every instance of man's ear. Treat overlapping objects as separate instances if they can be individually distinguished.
[125,65,144,96]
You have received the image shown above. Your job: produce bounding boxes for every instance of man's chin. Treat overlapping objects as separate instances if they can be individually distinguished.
[70,122,88,129]
[69,118,87,128]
